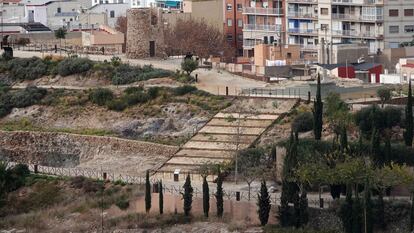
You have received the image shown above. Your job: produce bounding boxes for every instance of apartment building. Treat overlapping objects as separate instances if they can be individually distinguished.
[383,0,414,49]
[285,0,384,61]
[242,0,284,57]
[225,0,244,55]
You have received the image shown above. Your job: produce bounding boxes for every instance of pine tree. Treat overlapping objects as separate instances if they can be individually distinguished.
[405,78,413,147]
[215,173,224,218]
[202,176,209,218]
[182,174,193,216]
[299,189,309,227]
[145,170,151,213]
[257,180,271,226]
[313,73,323,140]
[159,180,163,215]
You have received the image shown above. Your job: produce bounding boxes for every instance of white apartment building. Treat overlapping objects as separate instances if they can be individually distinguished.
[89,2,129,27]
[286,0,384,60]
[130,0,156,8]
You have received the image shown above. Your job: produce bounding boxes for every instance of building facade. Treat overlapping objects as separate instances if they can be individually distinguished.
[383,0,414,49]
[242,0,285,57]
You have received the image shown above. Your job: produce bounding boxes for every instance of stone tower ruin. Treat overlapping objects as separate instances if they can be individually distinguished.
[126,8,166,59]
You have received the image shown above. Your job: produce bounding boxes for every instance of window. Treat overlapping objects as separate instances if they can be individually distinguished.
[405,9,414,16]
[287,52,292,59]
[110,10,115,18]
[389,25,399,33]
[405,25,414,32]
[321,24,329,30]
[227,4,232,10]
[389,42,399,48]
[237,19,243,27]
[320,8,328,15]
[227,18,232,27]
[389,9,399,17]
[237,33,243,41]
[57,7,61,13]
[237,4,242,11]
[226,34,233,41]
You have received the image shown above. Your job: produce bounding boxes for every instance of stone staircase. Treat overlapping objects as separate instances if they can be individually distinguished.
[156,98,297,176]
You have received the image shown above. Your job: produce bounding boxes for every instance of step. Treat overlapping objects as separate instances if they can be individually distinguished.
[207,118,274,128]
[191,133,257,144]
[166,157,230,166]
[198,126,266,135]
[214,112,279,120]
[182,141,250,151]
[176,149,234,159]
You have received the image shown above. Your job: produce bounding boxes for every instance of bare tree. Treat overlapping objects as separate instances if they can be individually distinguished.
[164,18,236,62]
[115,16,127,52]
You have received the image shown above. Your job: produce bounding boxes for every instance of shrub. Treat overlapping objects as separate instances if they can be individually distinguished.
[106,99,128,111]
[7,57,48,80]
[173,85,197,96]
[124,86,144,95]
[89,88,114,106]
[57,57,94,76]
[122,92,149,106]
[115,196,130,210]
[148,87,160,99]
[292,112,314,133]
[10,86,47,108]
[181,59,198,75]
[111,56,122,67]
[112,64,172,85]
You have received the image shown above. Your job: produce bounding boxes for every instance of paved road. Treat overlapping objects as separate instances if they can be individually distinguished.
[13,51,268,96]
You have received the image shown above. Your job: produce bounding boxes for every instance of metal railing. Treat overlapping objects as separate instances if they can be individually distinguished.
[243,7,284,15]
[300,44,318,50]
[331,29,382,38]
[287,11,317,18]
[287,0,317,3]
[332,13,383,21]
[243,24,282,31]
[332,0,383,4]
[11,43,123,56]
[288,28,317,34]
[243,40,263,47]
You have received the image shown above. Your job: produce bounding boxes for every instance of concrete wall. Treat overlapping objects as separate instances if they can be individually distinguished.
[89,3,130,27]
[10,31,83,46]
[185,0,224,32]
[162,12,192,28]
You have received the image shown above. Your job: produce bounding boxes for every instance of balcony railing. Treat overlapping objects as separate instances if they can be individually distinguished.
[287,11,317,19]
[243,7,284,15]
[243,40,262,47]
[300,44,318,50]
[332,0,383,4]
[243,24,282,31]
[288,28,317,35]
[287,0,317,3]
[332,29,382,38]
[332,13,383,21]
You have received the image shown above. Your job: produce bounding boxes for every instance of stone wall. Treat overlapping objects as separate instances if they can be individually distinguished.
[126,8,166,59]
[0,131,178,175]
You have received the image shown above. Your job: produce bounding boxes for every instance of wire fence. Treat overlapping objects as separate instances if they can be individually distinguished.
[240,87,310,99]
[11,43,123,56]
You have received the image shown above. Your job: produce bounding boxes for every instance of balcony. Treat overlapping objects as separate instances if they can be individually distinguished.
[243,40,262,48]
[287,0,317,4]
[331,29,383,39]
[331,0,383,5]
[300,44,318,50]
[287,11,317,19]
[243,7,284,16]
[288,28,317,35]
[243,24,282,32]
[332,13,383,21]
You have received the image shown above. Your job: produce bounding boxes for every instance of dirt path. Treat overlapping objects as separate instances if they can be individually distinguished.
[12,51,267,95]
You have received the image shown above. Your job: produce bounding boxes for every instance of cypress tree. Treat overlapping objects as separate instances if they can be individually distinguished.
[370,128,381,166]
[293,190,301,228]
[405,78,413,147]
[313,73,323,140]
[352,196,363,233]
[279,181,291,227]
[340,185,353,233]
[145,170,151,213]
[299,189,309,227]
[410,192,414,231]
[363,180,373,233]
[215,173,224,218]
[257,180,271,226]
[182,174,193,216]
[340,126,348,152]
[384,135,392,166]
[378,189,386,230]
[159,180,163,215]
[202,176,209,218]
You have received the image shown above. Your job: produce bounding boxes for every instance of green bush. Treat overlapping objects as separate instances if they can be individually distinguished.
[124,86,144,95]
[173,85,197,96]
[10,86,47,108]
[123,92,149,106]
[106,99,128,111]
[148,87,160,99]
[181,59,198,75]
[292,112,314,133]
[7,57,48,80]
[89,88,114,106]
[57,57,94,76]
[115,196,130,210]
[112,64,172,85]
